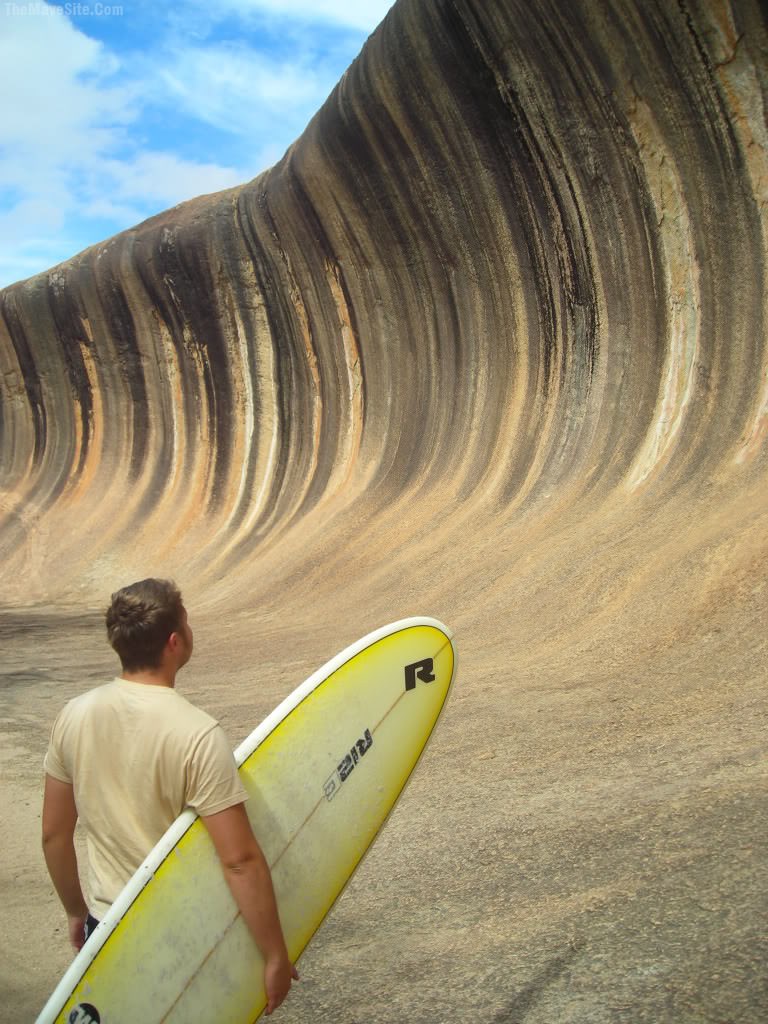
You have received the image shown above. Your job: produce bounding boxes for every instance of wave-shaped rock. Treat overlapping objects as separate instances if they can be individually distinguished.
[1,0,766,609]
[3,1,768,1019]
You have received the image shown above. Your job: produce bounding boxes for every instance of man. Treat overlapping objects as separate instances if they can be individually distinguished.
[42,578,297,1016]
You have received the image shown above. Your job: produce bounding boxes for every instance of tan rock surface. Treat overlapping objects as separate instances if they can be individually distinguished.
[1,0,766,1020]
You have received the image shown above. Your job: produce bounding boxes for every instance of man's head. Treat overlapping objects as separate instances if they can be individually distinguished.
[106,579,191,672]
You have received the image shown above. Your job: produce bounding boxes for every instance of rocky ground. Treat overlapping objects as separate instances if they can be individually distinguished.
[4,483,766,1022]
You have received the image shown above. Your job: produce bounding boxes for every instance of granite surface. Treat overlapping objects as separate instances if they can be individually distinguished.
[1,1,766,1021]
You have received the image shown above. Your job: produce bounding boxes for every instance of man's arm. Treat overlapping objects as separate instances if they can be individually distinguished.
[41,774,89,951]
[203,802,298,1015]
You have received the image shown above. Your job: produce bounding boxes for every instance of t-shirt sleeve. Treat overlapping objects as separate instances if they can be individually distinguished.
[185,724,248,817]
[43,709,72,783]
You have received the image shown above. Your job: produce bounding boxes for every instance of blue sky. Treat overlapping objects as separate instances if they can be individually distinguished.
[0,0,396,288]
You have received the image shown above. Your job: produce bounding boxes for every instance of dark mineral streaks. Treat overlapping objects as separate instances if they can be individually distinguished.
[2,1,766,1021]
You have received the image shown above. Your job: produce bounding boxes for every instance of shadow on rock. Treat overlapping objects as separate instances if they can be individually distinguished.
[491,940,584,1023]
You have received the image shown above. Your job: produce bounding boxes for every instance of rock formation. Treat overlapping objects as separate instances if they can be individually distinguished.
[2,1,766,1020]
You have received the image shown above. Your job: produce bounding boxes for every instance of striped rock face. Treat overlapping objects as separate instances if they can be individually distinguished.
[3,2,767,1021]
[1,0,766,615]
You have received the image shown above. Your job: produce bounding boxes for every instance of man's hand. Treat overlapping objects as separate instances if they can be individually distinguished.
[203,803,298,1014]
[68,913,88,951]
[264,956,299,1015]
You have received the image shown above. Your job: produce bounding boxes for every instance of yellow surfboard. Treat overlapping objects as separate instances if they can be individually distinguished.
[37,618,455,1024]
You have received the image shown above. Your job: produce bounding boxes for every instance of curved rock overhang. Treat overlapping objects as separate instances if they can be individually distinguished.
[1,0,765,614]
[3,2,768,1019]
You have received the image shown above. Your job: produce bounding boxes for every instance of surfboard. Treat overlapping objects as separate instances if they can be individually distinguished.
[37,617,455,1024]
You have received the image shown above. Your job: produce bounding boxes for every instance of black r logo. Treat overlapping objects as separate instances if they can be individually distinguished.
[69,1006,101,1024]
[404,658,435,691]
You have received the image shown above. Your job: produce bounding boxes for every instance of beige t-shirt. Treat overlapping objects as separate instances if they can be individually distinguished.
[44,678,247,917]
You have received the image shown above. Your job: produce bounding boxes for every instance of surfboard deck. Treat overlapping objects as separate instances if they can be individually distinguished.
[37,617,455,1024]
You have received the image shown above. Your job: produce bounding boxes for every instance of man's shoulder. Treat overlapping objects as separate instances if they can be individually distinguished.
[58,678,122,715]
[167,690,220,732]
[59,680,217,728]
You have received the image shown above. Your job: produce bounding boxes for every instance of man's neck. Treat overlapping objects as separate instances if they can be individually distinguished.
[120,666,176,688]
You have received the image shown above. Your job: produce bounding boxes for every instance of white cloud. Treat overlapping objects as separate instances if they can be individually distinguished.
[158,43,337,136]
[0,197,66,244]
[0,5,244,285]
[0,10,134,170]
[102,152,243,204]
[0,1,396,286]
[77,152,245,227]
[182,0,395,33]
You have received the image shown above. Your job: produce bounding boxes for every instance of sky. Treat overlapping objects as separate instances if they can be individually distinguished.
[0,0,396,288]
